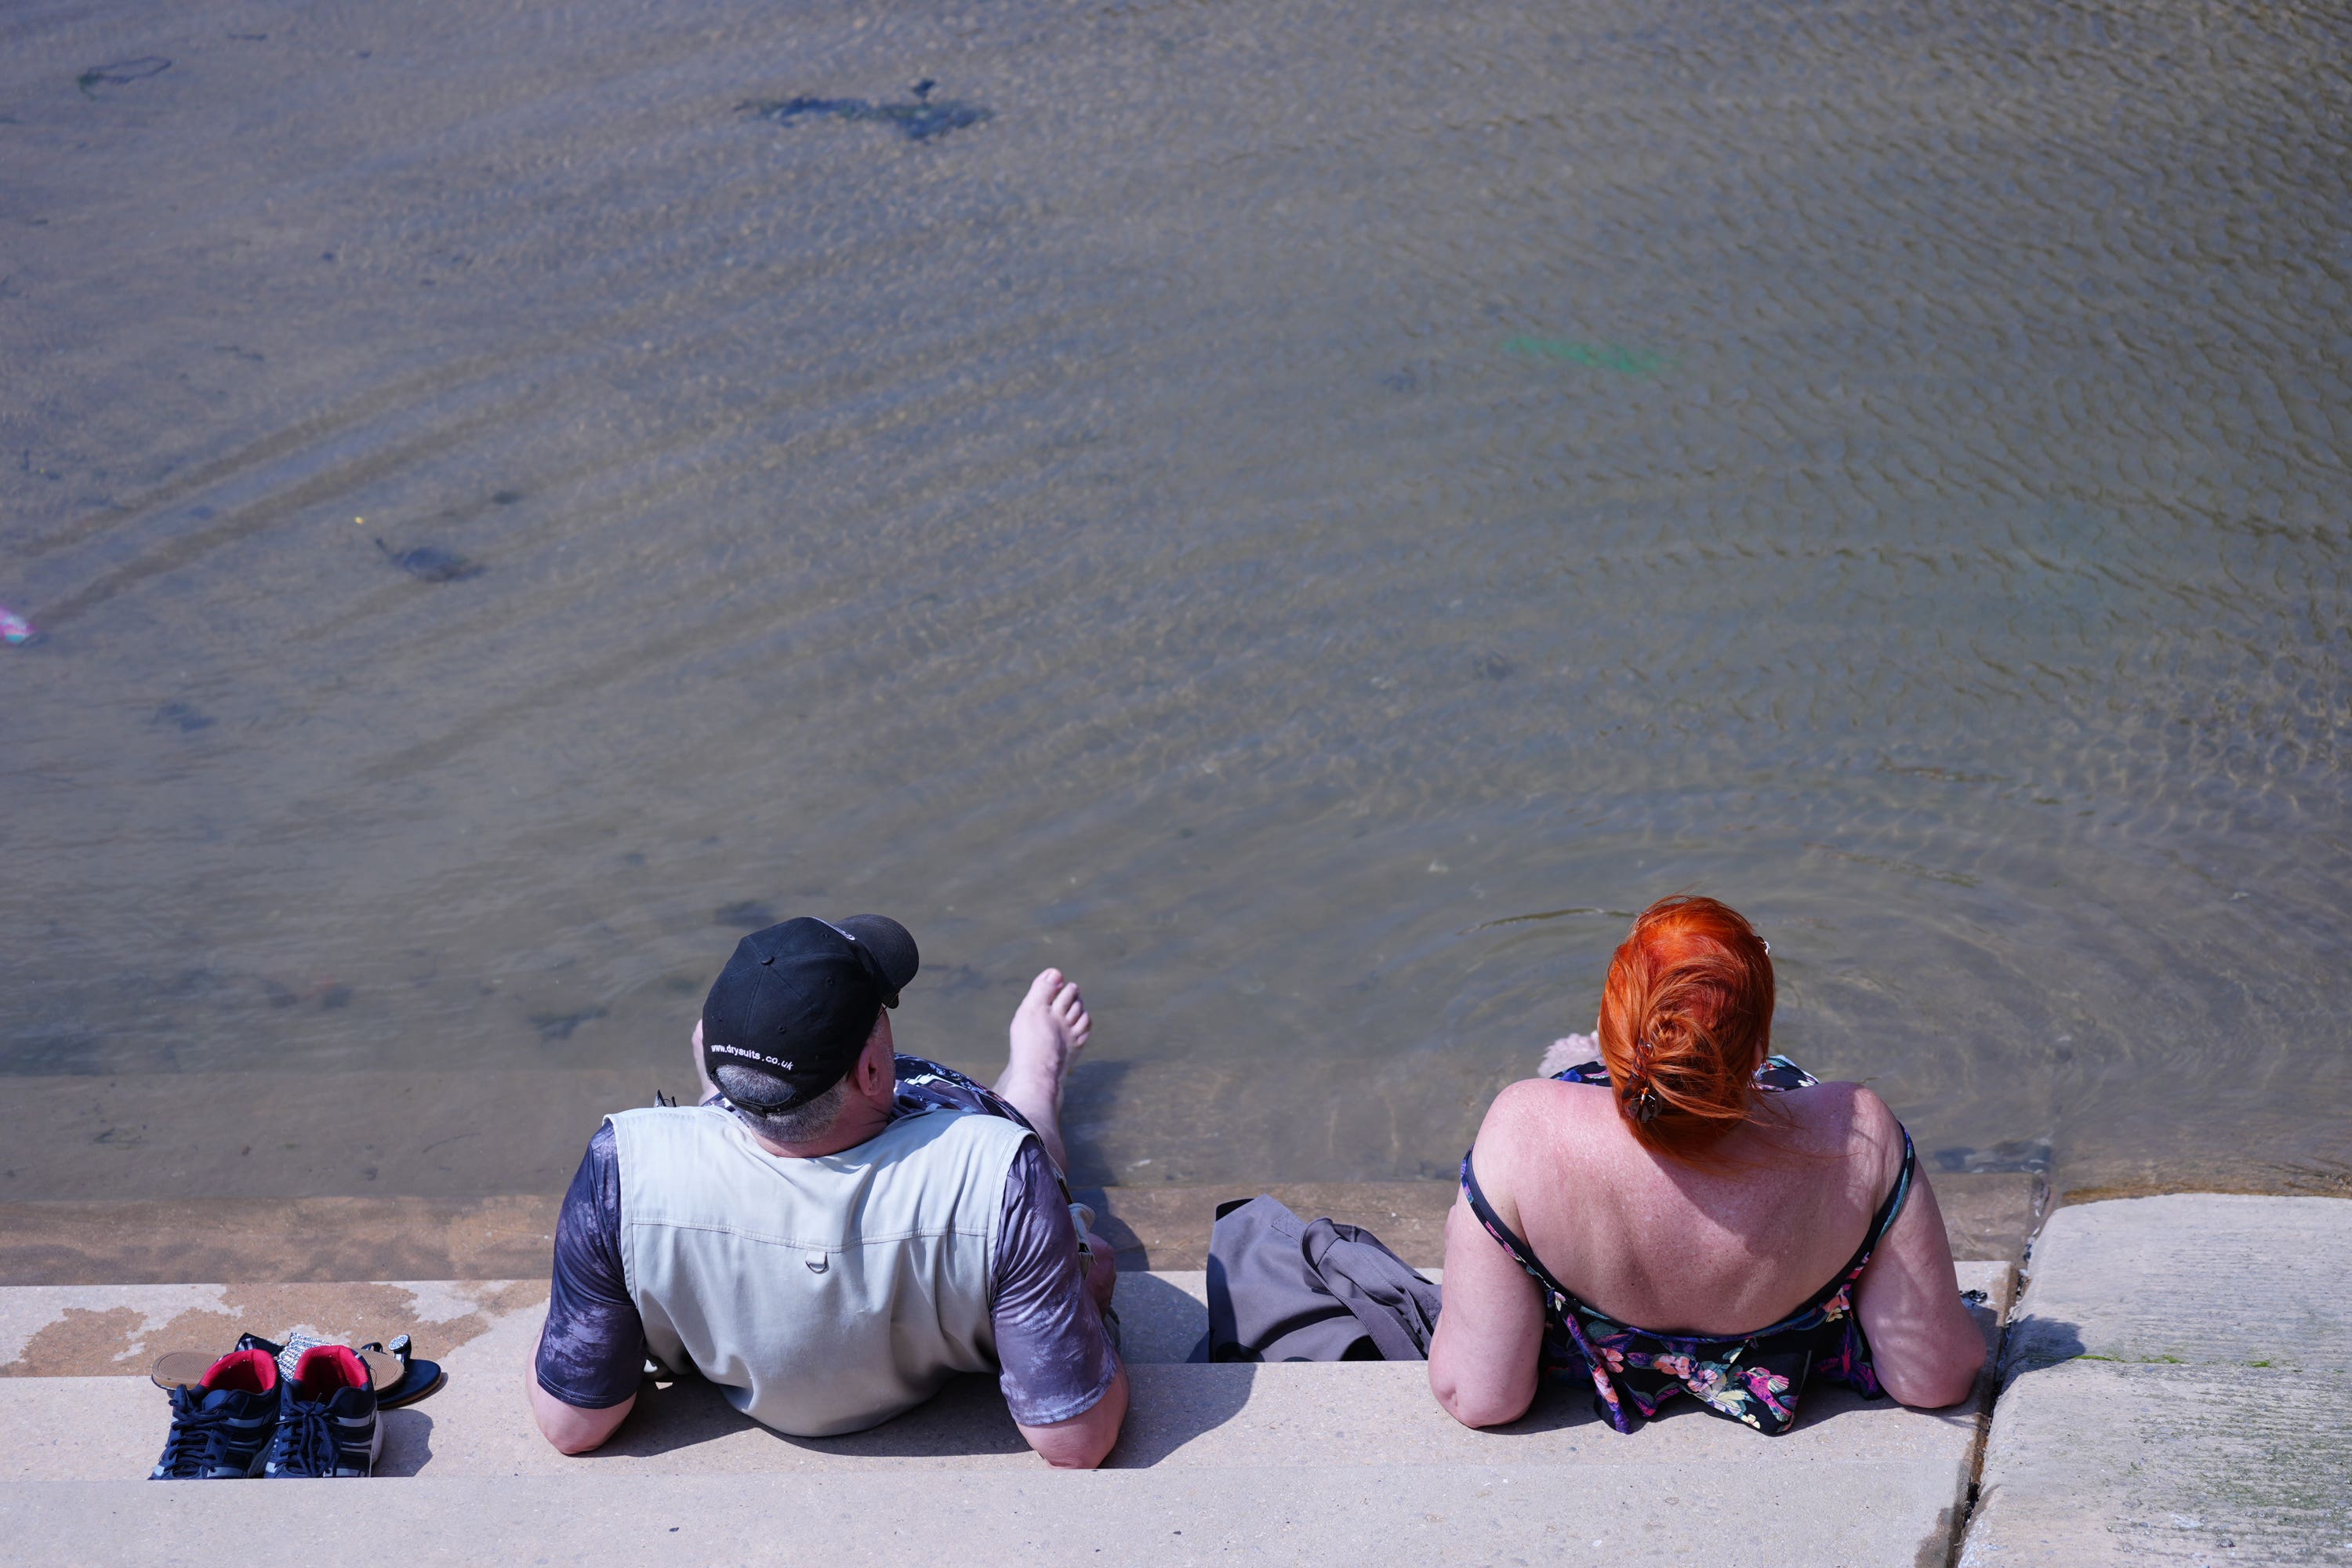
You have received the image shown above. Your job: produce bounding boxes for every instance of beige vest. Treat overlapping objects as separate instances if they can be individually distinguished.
[607,1103,1029,1437]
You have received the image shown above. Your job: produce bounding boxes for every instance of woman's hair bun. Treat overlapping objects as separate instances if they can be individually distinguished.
[1596,895,1776,1159]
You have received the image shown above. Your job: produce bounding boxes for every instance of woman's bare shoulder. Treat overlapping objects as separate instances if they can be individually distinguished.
[1474,1077,1613,1184]
[1483,1075,1615,1133]
[1774,1080,1905,1179]
[1777,1077,1893,1122]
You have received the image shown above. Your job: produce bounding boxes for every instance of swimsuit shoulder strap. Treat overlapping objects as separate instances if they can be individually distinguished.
[1458,1148,1577,1303]
[1864,1121,1917,1254]
[1812,1120,1918,1295]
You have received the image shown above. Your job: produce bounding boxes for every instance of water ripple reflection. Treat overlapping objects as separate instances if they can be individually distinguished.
[0,0,2346,1199]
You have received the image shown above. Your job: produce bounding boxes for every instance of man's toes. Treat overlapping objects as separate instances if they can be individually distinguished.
[1022,969,1062,1011]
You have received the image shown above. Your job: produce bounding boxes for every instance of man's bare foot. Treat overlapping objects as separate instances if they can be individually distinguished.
[1539,1032,1598,1077]
[1006,968,1090,1105]
[996,969,1089,1173]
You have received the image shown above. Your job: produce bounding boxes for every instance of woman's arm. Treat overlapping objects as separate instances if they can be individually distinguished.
[1428,1193,1548,1426]
[1428,1088,1551,1428]
[1852,1149,1990,1408]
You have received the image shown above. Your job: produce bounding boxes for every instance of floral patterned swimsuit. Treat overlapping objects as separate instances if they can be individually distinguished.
[1459,1056,1915,1436]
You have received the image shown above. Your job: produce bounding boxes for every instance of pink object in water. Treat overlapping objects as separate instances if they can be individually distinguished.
[0,607,34,645]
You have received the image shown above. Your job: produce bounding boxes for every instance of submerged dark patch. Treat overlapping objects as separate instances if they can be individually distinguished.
[152,702,214,732]
[78,58,171,95]
[530,1008,607,1042]
[744,80,989,143]
[376,539,485,583]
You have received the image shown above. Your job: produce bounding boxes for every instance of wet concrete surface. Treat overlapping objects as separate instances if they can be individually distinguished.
[0,1173,2041,1290]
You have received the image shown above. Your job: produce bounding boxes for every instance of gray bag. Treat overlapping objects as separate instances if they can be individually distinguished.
[1196,1194,1443,1362]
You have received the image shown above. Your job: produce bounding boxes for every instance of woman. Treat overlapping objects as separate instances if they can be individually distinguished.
[1429,895,1986,1434]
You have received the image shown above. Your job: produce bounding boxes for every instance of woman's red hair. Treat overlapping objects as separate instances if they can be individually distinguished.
[1596,895,1776,1160]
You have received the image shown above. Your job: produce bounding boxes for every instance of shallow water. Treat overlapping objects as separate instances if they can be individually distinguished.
[3,0,2347,1200]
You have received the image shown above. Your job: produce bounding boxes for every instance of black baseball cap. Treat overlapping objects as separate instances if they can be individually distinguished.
[699,915,920,1112]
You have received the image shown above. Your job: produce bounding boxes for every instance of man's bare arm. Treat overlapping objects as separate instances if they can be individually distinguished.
[1014,1363,1128,1468]
[528,1327,636,1454]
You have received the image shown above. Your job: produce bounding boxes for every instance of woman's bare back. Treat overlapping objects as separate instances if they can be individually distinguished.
[1432,1069,1986,1428]
[1480,1076,1904,1337]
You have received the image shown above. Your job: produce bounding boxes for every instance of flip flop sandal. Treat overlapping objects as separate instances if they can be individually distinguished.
[149,1349,230,1390]
[358,1335,448,1409]
[151,1332,273,1388]
[376,1358,446,1409]
[151,1332,281,1390]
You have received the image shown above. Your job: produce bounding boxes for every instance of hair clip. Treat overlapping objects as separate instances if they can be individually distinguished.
[1630,1085,1663,1123]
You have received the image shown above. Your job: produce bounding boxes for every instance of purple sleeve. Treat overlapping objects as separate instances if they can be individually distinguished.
[534,1123,647,1410]
[991,1138,1120,1426]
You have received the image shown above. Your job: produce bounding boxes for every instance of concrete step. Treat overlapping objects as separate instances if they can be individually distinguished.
[1961,1194,2352,1567]
[0,1271,1222,1380]
[0,1171,2044,1284]
[0,1461,1987,1568]
[0,1265,2014,1565]
[1,1265,2014,1381]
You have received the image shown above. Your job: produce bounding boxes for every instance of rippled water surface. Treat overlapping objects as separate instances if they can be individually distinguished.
[4,0,2347,1200]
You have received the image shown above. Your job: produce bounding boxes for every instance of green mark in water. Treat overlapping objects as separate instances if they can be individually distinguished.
[1504,336,1668,376]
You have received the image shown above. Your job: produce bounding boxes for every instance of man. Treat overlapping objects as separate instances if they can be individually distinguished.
[528,915,1127,1467]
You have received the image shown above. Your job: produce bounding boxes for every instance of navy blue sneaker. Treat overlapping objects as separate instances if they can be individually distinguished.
[149,1348,281,1479]
[261,1345,381,1478]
